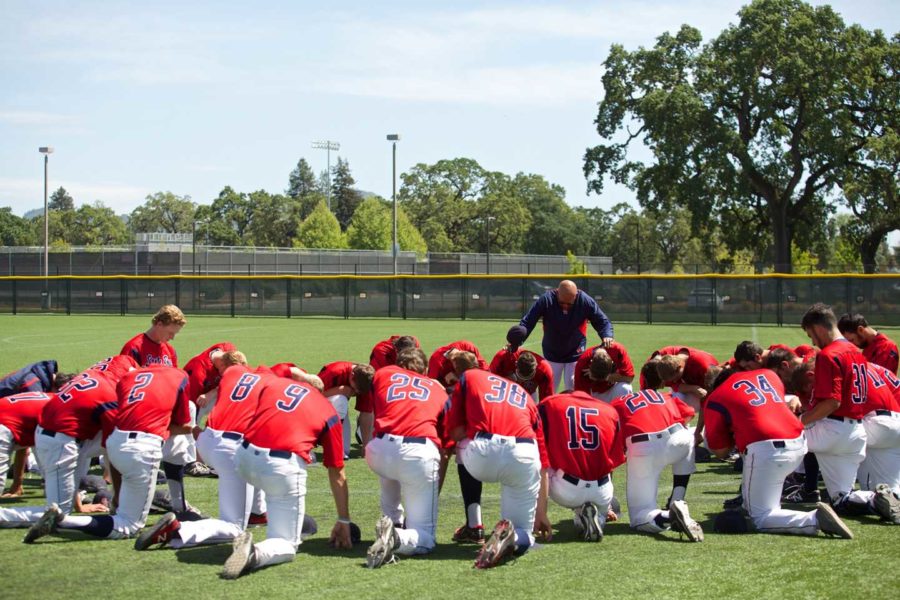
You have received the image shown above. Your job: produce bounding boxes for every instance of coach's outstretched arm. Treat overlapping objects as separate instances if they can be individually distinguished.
[585,296,614,347]
[328,465,352,549]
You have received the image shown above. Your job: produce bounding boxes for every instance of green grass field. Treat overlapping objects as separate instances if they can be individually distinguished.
[1,315,898,599]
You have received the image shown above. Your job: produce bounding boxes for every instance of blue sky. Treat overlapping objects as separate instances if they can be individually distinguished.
[1,0,897,232]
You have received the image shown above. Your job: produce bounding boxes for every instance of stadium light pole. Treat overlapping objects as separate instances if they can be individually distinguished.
[387,134,400,275]
[311,140,340,211]
[38,147,53,280]
[485,215,496,274]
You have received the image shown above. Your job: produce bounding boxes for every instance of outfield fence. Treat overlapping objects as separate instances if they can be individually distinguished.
[1,274,898,326]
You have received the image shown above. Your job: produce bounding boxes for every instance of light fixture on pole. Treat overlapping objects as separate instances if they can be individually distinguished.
[311,140,340,211]
[386,134,400,275]
[38,146,53,280]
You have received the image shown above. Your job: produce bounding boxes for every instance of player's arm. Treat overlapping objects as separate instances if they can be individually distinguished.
[327,466,352,549]
[1,448,29,497]
[703,399,733,458]
[677,383,707,399]
[519,294,549,336]
[584,295,614,343]
[533,468,553,541]
[800,399,840,425]
[323,385,353,398]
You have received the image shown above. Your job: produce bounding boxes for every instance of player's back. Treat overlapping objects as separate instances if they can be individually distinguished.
[184,342,236,401]
[120,333,178,368]
[318,361,354,390]
[114,366,190,438]
[539,391,624,480]
[244,377,341,465]
[371,365,448,446]
[207,365,274,434]
[611,389,694,440]
[448,369,539,440]
[88,355,138,383]
[814,338,869,419]
[0,391,53,445]
[40,371,118,440]
[865,333,899,374]
[862,362,900,413]
[705,369,802,452]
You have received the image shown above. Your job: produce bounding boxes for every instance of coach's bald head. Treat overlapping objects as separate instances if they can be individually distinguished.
[557,280,578,308]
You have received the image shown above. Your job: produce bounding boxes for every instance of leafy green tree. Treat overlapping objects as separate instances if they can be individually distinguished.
[585,0,896,272]
[129,191,196,234]
[287,158,319,199]
[331,158,363,230]
[246,191,299,247]
[68,202,129,245]
[48,187,74,212]
[346,197,392,250]
[0,207,37,245]
[296,200,344,249]
[203,186,254,245]
[513,173,591,256]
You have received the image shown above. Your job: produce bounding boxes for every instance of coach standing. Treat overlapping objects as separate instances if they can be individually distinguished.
[516,280,614,393]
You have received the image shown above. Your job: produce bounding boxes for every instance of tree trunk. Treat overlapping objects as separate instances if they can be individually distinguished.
[769,199,792,274]
[859,231,885,274]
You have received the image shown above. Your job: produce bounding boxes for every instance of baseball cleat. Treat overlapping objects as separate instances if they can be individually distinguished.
[873,484,900,524]
[669,500,704,542]
[783,488,820,504]
[23,503,62,544]
[247,512,268,527]
[134,512,181,550]
[579,502,603,542]
[366,515,400,569]
[221,530,256,579]
[474,519,516,569]
[183,461,217,478]
[815,502,853,539]
[452,523,485,544]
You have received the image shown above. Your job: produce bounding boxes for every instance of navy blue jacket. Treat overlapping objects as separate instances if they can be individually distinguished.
[0,360,58,397]
[519,290,613,363]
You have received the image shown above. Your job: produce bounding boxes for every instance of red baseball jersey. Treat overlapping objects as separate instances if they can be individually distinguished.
[813,338,870,419]
[427,341,486,384]
[640,346,682,389]
[704,369,803,453]
[793,344,817,360]
[489,348,554,401]
[862,362,900,413]
[88,355,139,384]
[573,342,635,396]
[538,391,624,481]
[0,392,53,447]
[206,365,275,434]
[610,389,695,443]
[864,333,899,374]
[319,361,371,412]
[371,365,450,447]
[446,369,548,467]
[39,371,118,440]
[120,333,178,368]
[183,342,237,402]
[369,335,421,371]
[244,378,344,468]
[271,362,306,379]
[114,366,191,439]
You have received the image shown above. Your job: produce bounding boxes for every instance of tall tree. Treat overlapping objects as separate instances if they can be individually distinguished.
[296,200,344,249]
[286,158,319,199]
[331,158,363,230]
[68,202,129,245]
[584,0,896,272]
[346,197,428,255]
[129,192,196,234]
[204,186,254,245]
[513,173,591,256]
[246,191,299,247]
[48,187,74,212]
[0,207,37,245]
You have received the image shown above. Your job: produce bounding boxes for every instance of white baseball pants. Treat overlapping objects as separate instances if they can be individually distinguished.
[327,394,351,457]
[548,469,613,525]
[0,425,45,527]
[592,382,634,403]
[625,424,695,533]
[547,361,575,393]
[366,435,440,555]
[805,418,872,504]
[459,435,541,551]
[858,410,900,494]
[162,402,197,464]
[103,428,163,538]
[742,436,818,535]
[236,442,308,569]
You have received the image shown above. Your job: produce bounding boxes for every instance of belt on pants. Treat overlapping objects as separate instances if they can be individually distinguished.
[561,472,610,487]
[241,439,293,459]
[222,431,242,441]
[123,430,163,446]
[874,409,896,417]
[376,432,427,444]
[41,428,58,438]
[630,423,683,444]
[826,415,862,424]
[475,431,534,444]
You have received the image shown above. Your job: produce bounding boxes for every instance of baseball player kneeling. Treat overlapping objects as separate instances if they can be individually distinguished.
[704,365,854,538]
[446,352,552,569]
[538,390,624,541]
[364,349,449,568]
[221,376,352,579]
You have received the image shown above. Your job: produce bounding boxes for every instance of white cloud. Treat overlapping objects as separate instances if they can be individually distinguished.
[0,177,150,216]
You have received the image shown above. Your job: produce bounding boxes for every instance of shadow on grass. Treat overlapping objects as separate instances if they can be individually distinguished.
[301,536,484,566]
[175,543,232,565]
